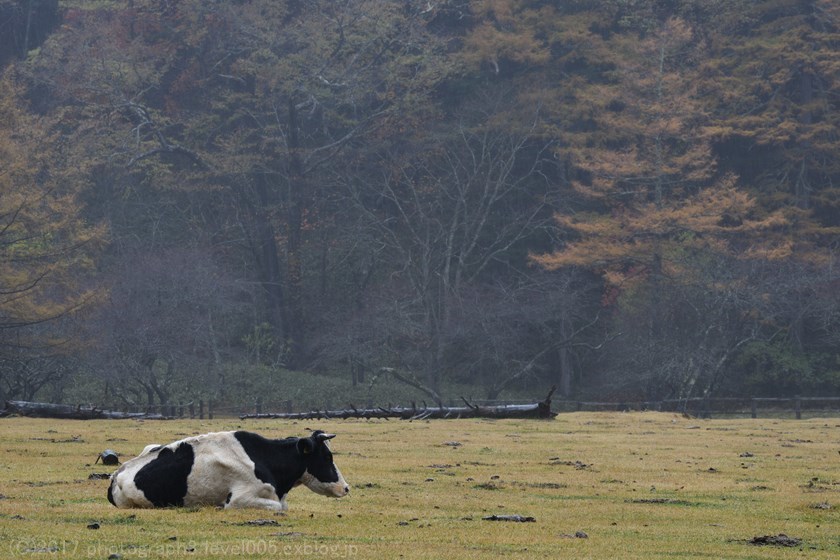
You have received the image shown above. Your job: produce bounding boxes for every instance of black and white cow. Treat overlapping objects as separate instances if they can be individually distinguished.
[108,430,349,511]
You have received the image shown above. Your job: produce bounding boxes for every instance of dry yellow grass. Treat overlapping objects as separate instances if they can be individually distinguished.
[0,413,837,559]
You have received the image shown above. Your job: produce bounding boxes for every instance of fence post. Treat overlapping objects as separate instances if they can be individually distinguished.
[256,397,262,415]
[199,400,205,420]
[750,399,757,419]
[702,396,711,419]
[208,400,214,420]
[794,396,801,419]
[189,402,195,419]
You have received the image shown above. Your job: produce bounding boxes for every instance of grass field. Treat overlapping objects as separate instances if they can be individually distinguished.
[0,413,837,559]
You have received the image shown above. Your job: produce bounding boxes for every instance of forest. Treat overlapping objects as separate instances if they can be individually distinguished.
[0,0,838,411]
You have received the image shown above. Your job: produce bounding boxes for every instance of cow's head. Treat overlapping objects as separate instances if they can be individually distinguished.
[297,430,349,498]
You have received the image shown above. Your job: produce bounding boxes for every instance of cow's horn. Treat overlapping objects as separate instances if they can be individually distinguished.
[316,432,336,441]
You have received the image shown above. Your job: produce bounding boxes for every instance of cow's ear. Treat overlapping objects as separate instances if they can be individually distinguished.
[297,437,315,455]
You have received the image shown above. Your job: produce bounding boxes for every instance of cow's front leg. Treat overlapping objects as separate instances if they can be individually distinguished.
[225,484,287,512]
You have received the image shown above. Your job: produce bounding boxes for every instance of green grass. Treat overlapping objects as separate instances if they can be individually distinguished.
[0,413,838,558]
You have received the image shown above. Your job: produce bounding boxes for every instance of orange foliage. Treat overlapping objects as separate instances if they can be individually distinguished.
[533,16,804,289]
[0,73,105,336]
[461,0,553,72]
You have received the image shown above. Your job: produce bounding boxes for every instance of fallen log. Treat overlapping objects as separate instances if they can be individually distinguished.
[240,387,557,420]
[2,400,164,420]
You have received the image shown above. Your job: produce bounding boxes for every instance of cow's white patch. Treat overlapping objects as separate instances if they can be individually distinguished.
[139,444,162,456]
[300,467,349,498]
[109,452,159,508]
[225,482,287,512]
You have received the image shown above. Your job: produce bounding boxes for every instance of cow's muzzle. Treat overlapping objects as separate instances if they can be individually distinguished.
[301,470,350,498]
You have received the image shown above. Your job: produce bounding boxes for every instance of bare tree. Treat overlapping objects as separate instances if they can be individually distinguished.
[345,94,567,395]
[445,269,604,399]
[86,246,246,407]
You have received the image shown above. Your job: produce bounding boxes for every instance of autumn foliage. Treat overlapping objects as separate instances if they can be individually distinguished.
[0,0,837,405]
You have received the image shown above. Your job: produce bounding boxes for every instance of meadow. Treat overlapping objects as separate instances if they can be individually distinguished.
[0,412,837,559]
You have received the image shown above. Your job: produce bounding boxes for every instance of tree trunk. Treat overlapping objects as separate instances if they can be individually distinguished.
[21,0,34,58]
[557,310,573,396]
[795,71,813,210]
[285,98,306,368]
[251,176,288,342]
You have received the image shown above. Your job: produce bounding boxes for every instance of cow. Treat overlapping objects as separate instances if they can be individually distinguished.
[107,430,349,512]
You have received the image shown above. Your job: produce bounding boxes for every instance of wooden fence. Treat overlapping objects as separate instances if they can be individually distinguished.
[230,395,840,420]
[110,400,210,419]
[109,399,297,419]
[553,396,840,419]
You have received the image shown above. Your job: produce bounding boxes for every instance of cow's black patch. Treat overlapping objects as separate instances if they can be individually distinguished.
[303,432,341,485]
[234,431,301,499]
[234,431,339,500]
[134,442,194,507]
[107,480,116,506]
